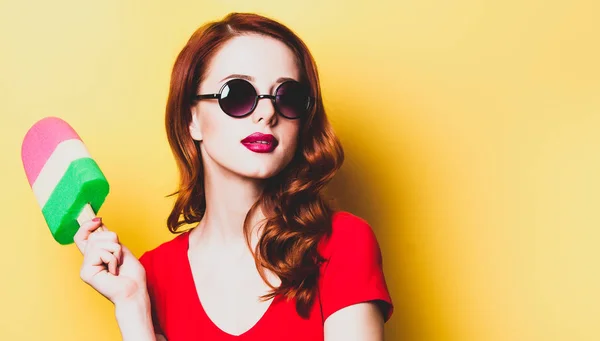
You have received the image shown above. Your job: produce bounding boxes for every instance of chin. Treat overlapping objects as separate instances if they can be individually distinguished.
[234,158,294,180]
[233,153,294,178]
[238,167,282,180]
[207,146,295,180]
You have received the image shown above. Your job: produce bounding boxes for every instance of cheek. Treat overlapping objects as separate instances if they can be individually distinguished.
[199,108,233,142]
[282,124,302,155]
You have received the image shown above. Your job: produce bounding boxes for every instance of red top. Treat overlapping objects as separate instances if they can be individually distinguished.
[139,211,393,340]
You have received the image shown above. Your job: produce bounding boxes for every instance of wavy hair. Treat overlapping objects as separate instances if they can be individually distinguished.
[164,12,344,317]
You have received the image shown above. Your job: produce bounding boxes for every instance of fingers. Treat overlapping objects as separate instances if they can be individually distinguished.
[88,229,120,245]
[75,218,124,281]
[81,239,122,275]
[86,231,123,269]
[90,241,123,267]
[73,218,104,254]
[80,246,119,282]
[98,249,118,276]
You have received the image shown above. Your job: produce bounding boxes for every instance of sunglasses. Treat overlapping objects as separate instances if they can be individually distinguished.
[195,78,314,119]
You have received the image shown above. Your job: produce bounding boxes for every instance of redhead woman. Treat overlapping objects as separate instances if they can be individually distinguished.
[73,12,393,341]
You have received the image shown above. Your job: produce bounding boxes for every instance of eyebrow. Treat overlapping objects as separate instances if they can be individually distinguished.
[219,74,298,84]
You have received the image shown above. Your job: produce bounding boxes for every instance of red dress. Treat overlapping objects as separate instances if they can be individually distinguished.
[139,211,394,340]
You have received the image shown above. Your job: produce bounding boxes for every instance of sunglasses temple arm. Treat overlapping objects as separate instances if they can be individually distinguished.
[196,94,220,100]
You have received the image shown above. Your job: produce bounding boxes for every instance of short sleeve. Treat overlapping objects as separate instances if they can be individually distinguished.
[138,251,165,336]
[319,213,394,322]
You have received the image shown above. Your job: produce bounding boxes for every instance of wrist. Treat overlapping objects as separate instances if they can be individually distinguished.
[113,293,156,341]
[112,281,149,307]
[114,292,150,318]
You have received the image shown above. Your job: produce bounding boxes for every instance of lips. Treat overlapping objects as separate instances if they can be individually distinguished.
[241,132,278,153]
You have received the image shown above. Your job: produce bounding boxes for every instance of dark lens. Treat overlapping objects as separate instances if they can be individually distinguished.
[219,79,257,117]
[275,81,311,119]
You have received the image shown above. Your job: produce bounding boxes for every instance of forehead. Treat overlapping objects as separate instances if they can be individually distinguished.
[202,34,300,89]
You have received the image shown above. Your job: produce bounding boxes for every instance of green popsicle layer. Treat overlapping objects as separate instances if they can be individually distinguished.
[41,157,110,245]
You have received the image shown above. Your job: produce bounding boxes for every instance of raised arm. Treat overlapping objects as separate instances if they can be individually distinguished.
[74,218,160,340]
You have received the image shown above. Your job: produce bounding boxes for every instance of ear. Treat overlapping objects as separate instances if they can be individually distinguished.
[189,106,203,141]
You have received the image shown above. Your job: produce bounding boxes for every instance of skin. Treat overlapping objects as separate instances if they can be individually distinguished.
[74,34,384,341]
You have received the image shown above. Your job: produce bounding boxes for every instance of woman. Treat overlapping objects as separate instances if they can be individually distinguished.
[74,12,393,341]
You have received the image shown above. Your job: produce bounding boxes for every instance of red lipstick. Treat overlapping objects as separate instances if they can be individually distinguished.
[241,132,278,153]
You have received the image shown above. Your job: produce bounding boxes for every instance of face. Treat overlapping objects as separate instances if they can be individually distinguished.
[189,34,303,180]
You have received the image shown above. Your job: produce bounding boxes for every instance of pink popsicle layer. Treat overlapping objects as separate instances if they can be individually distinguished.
[21,117,82,186]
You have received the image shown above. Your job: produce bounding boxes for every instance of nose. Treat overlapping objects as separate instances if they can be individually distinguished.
[251,95,277,125]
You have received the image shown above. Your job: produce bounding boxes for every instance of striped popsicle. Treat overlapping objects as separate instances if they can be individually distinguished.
[21,117,110,245]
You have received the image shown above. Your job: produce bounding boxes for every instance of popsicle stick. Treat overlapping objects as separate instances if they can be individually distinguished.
[76,203,96,226]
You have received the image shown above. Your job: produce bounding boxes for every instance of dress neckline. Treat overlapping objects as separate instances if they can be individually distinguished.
[181,230,279,338]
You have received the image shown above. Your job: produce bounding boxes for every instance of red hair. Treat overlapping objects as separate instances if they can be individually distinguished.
[164,12,344,317]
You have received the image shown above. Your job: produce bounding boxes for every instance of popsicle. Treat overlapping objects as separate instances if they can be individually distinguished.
[21,117,110,245]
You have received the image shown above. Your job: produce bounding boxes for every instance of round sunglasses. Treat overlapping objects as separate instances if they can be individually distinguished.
[195,78,314,119]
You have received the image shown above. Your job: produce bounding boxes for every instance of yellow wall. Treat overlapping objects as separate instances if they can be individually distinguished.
[1,0,598,340]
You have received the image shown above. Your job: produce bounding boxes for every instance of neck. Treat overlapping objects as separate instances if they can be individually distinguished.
[190,153,266,252]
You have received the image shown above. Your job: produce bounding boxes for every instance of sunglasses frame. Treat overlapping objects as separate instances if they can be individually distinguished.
[195,78,314,120]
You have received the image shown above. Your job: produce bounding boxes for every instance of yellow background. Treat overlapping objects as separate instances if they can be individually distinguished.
[1,0,599,340]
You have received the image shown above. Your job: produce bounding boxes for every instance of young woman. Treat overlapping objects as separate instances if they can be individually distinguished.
[74,12,393,341]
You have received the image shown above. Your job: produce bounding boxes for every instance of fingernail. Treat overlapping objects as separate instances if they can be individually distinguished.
[92,217,102,223]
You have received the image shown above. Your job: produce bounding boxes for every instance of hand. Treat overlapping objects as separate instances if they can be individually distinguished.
[74,218,147,305]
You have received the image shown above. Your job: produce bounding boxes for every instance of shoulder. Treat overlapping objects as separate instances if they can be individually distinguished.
[317,211,393,322]
[138,231,190,279]
[319,210,382,258]
[330,210,373,233]
[137,231,189,336]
